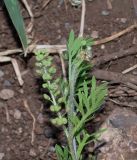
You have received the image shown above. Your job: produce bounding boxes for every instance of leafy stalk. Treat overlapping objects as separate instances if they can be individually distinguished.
[35,31,107,160]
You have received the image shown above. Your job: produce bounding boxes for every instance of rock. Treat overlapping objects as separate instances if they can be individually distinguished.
[0,153,4,160]
[29,148,37,157]
[14,109,21,120]
[91,31,99,39]
[101,10,110,16]
[96,108,137,160]
[0,70,4,78]
[3,80,12,87]
[0,89,14,100]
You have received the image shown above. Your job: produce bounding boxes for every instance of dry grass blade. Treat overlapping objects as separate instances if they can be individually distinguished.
[23,99,36,145]
[122,64,137,74]
[11,58,24,86]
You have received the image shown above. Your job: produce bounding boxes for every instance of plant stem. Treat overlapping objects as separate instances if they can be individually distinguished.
[67,87,78,160]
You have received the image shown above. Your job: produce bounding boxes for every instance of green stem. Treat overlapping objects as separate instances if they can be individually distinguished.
[67,87,78,160]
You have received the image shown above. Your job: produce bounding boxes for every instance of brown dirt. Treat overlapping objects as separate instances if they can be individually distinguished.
[0,0,137,159]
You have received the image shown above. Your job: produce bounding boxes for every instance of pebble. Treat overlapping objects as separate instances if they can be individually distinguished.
[65,22,71,30]
[14,109,21,120]
[29,148,37,157]
[0,89,14,100]
[132,71,137,75]
[101,10,110,16]
[37,113,44,124]
[49,146,55,152]
[0,70,4,78]
[120,18,127,24]
[44,126,54,138]
[101,44,105,50]
[0,153,4,160]
[91,31,99,39]
[3,80,12,87]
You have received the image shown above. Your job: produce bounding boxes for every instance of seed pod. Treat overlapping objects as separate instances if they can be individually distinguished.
[50,105,61,112]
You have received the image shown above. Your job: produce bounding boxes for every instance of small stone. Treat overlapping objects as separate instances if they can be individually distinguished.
[17,127,23,134]
[91,31,99,39]
[0,70,4,78]
[101,44,105,49]
[37,113,44,124]
[49,146,55,152]
[3,80,12,87]
[65,22,72,30]
[14,109,21,120]
[44,126,54,138]
[18,89,24,94]
[120,18,127,24]
[132,71,137,75]
[0,153,4,160]
[101,10,110,16]
[29,148,37,157]
[0,89,14,100]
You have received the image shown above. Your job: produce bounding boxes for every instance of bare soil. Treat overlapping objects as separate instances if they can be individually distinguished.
[0,0,137,159]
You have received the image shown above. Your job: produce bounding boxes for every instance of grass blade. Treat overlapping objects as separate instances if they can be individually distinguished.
[4,0,28,51]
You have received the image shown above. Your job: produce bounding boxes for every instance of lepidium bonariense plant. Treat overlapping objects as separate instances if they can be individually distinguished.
[35,31,107,160]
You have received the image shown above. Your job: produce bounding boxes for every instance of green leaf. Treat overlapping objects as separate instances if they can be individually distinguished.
[68,30,75,52]
[55,145,64,160]
[43,94,51,100]
[4,0,28,51]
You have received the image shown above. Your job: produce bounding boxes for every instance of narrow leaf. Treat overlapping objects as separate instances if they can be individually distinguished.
[4,0,28,51]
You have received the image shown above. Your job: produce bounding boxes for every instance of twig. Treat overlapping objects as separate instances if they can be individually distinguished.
[42,0,52,8]
[11,59,24,86]
[23,99,36,145]
[0,22,136,56]
[40,139,52,159]
[0,49,22,56]
[123,82,137,91]
[94,23,137,45]
[106,0,112,10]
[79,0,86,37]
[109,98,136,108]
[4,105,10,123]
[92,46,137,66]
[122,64,137,74]
[59,51,67,81]
[0,56,11,62]
[92,69,137,85]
